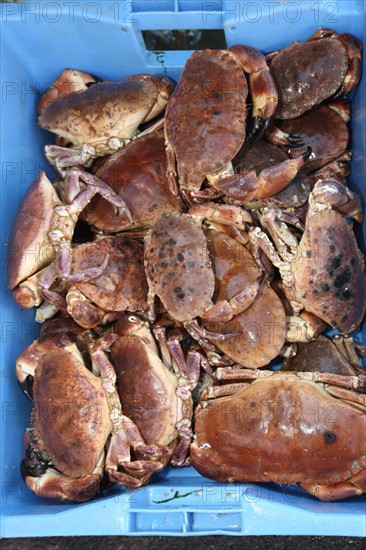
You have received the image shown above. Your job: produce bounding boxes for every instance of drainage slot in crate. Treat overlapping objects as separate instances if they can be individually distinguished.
[191,511,243,532]
[142,29,226,51]
[135,511,188,533]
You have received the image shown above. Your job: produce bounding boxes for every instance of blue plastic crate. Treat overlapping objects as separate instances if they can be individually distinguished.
[1,0,365,537]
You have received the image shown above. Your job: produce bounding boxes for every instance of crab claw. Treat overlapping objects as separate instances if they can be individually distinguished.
[265,123,305,147]
[17,376,34,401]
[247,116,271,143]
[21,460,101,502]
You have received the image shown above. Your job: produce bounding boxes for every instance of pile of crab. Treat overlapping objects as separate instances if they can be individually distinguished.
[8,29,366,503]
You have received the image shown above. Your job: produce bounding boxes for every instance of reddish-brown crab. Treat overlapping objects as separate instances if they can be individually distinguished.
[111,313,201,468]
[226,140,315,218]
[65,236,148,329]
[282,334,364,375]
[207,138,312,206]
[144,206,287,369]
[144,206,262,328]
[81,130,183,233]
[38,69,174,172]
[277,102,351,171]
[200,228,286,369]
[7,171,129,321]
[250,180,366,334]
[268,29,362,120]
[164,45,279,205]
[18,333,170,501]
[191,368,366,501]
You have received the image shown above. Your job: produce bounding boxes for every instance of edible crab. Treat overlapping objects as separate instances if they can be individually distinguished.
[18,333,170,501]
[268,28,362,119]
[191,368,366,501]
[7,170,129,320]
[164,45,279,205]
[82,130,183,234]
[38,69,174,172]
[144,206,262,330]
[112,313,201,467]
[278,103,351,171]
[200,228,286,369]
[250,180,366,334]
[282,334,364,375]
[66,236,148,328]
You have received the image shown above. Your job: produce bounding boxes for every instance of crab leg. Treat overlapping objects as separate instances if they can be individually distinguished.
[189,202,254,228]
[37,243,110,317]
[332,335,365,371]
[258,207,299,261]
[184,319,240,344]
[44,143,96,172]
[105,430,163,489]
[121,415,172,458]
[201,277,263,322]
[200,383,252,400]
[214,367,274,381]
[296,371,366,392]
[170,418,193,467]
[64,168,132,220]
[92,337,171,482]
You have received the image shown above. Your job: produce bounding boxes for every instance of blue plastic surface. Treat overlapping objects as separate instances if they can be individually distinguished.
[1,0,366,538]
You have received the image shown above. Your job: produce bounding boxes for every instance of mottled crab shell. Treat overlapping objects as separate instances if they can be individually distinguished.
[32,346,112,478]
[292,209,366,334]
[270,38,348,119]
[191,374,366,487]
[71,236,148,312]
[82,132,181,232]
[144,212,215,322]
[279,105,349,170]
[165,49,248,182]
[7,171,61,289]
[39,75,174,153]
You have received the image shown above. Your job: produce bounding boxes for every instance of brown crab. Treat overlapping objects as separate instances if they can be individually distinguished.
[191,368,366,501]
[268,28,362,120]
[111,313,201,468]
[278,102,351,171]
[18,333,170,501]
[200,228,286,369]
[38,69,174,172]
[282,334,364,375]
[250,180,366,334]
[206,139,312,205]
[7,171,129,320]
[164,45,279,205]
[65,236,148,329]
[81,130,183,234]
[144,206,261,330]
